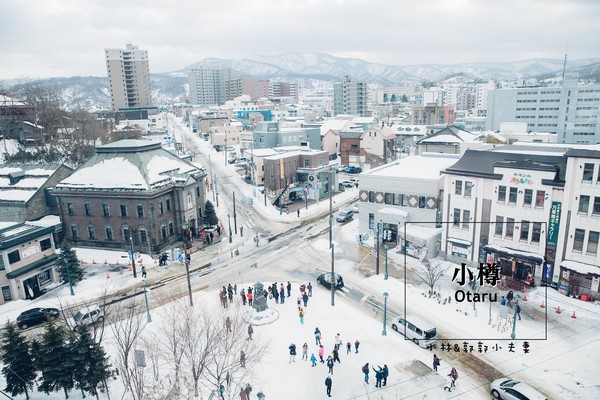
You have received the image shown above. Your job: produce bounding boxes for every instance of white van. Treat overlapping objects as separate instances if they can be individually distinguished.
[391,316,437,348]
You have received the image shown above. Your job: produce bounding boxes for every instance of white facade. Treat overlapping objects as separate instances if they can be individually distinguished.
[105,43,152,111]
[188,67,231,106]
[333,76,368,117]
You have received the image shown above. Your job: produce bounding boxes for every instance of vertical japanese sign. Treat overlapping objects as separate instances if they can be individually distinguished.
[547,201,561,246]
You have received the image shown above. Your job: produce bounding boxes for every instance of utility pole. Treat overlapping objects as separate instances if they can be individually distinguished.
[181,223,193,306]
[376,222,380,275]
[329,166,335,307]
[130,235,137,278]
[250,137,256,197]
[209,154,215,202]
[233,191,238,234]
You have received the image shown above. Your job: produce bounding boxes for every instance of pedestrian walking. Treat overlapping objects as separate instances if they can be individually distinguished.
[240,350,246,368]
[239,388,248,400]
[373,366,383,388]
[274,289,280,304]
[500,296,507,306]
[302,292,309,307]
[346,341,351,354]
[297,209,300,218]
[289,343,297,363]
[382,364,389,386]
[362,362,370,384]
[302,343,308,360]
[240,226,243,236]
[299,308,304,325]
[326,355,334,374]
[297,296,302,310]
[334,333,340,346]
[319,345,325,363]
[141,266,147,278]
[280,288,285,304]
[234,284,237,294]
[433,354,441,372]
[355,339,360,353]
[310,353,317,366]
[247,325,254,341]
[516,303,522,320]
[507,290,514,307]
[247,291,253,306]
[240,289,247,305]
[333,347,341,363]
[307,282,313,297]
[325,375,332,397]
[225,316,232,333]
[244,383,252,398]
[287,281,292,297]
[228,290,233,304]
[315,327,322,345]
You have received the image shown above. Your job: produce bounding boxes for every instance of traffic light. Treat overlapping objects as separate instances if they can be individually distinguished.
[185,253,191,263]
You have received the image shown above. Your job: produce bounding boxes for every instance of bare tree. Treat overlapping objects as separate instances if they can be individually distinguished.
[181,134,202,160]
[415,258,447,294]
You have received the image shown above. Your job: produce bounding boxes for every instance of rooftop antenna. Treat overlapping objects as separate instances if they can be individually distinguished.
[561,41,569,83]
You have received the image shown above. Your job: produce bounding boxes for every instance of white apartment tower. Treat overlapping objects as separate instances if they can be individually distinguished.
[104,43,152,111]
[333,76,368,117]
[188,66,231,106]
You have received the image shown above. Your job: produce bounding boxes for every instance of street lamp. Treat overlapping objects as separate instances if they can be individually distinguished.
[384,244,389,280]
[181,223,194,307]
[129,235,137,278]
[511,294,521,340]
[227,213,232,244]
[141,278,152,323]
[64,258,74,296]
[382,292,389,336]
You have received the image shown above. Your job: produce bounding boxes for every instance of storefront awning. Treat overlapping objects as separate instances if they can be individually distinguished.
[399,223,441,246]
[560,260,600,277]
[6,254,59,279]
[483,244,544,264]
[447,237,472,247]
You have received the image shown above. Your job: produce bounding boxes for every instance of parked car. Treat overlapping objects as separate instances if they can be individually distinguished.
[391,316,437,348]
[17,308,60,329]
[490,378,547,400]
[352,202,359,213]
[69,305,105,330]
[336,209,353,222]
[336,165,347,172]
[341,180,354,188]
[344,166,362,174]
[316,273,344,290]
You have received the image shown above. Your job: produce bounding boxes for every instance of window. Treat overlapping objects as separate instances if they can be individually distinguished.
[166,199,171,211]
[38,269,51,285]
[169,221,174,236]
[105,227,113,241]
[71,225,78,239]
[418,196,426,208]
[88,225,96,240]
[401,194,408,207]
[495,216,504,236]
[582,163,594,182]
[102,203,110,217]
[464,181,473,197]
[123,226,130,241]
[535,191,545,208]
[120,204,127,217]
[137,205,144,218]
[455,180,463,195]
[587,231,599,255]
[368,191,376,202]
[573,228,585,252]
[462,210,470,229]
[84,203,91,216]
[498,186,506,202]
[509,187,518,204]
[161,225,167,240]
[67,202,74,215]
[140,229,148,243]
[159,201,164,215]
[304,160,310,167]
[2,286,11,302]
[593,197,600,215]
[579,195,590,214]
[393,193,401,205]
[506,218,515,238]
[384,193,393,204]
[523,189,533,206]
[520,221,530,241]
[40,238,52,251]
[453,208,460,227]
[531,222,542,243]
[8,250,21,264]
[369,213,374,230]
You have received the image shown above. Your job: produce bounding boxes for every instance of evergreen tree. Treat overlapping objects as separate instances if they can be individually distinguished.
[35,321,75,398]
[57,241,84,286]
[72,327,113,398]
[1,322,37,399]
[204,200,219,226]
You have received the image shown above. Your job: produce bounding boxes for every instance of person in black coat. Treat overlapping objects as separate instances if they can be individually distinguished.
[382,364,389,386]
[325,375,332,397]
[373,366,384,388]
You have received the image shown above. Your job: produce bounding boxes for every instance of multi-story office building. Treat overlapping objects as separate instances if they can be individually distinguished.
[270,82,299,101]
[486,77,600,144]
[333,76,368,117]
[105,43,152,111]
[251,122,321,150]
[188,66,231,106]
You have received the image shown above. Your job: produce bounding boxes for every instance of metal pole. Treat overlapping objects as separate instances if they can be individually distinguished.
[385,244,389,280]
[215,177,219,207]
[331,243,335,307]
[142,279,152,322]
[227,214,232,244]
[209,154,215,202]
[65,258,74,296]
[376,222,380,275]
[130,235,137,278]
[382,292,389,336]
[511,295,520,340]
[183,226,194,307]
[250,138,256,197]
[233,191,238,234]
[305,184,308,210]
[329,167,333,249]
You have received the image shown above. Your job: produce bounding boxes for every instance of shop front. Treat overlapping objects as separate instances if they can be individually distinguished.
[398,224,442,261]
[558,260,600,300]
[6,255,59,301]
[482,244,544,287]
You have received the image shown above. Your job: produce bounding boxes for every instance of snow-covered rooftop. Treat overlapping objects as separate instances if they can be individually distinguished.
[367,153,460,180]
[560,260,600,276]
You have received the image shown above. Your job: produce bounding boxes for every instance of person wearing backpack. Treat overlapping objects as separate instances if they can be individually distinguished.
[325,375,333,397]
[362,362,370,384]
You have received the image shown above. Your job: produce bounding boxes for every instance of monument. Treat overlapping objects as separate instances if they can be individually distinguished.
[253,282,268,312]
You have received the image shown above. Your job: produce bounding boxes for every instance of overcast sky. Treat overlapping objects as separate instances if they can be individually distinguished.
[1,0,598,80]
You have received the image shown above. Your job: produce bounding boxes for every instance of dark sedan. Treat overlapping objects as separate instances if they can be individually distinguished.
[17,307,60,329]
[317,273,344,290]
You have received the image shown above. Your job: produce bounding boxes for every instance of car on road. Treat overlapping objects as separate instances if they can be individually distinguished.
[352,203,359,213]
[316,273,344,290]
[17,307,60,329]
[391,316,437,348]
[490,378,547,400]
[69,305,105,330]
[341,180,354,188]
[336,209,353,222]
[344,166,362,174]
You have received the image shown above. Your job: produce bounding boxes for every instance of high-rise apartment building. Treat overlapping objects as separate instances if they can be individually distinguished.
[486,77,600,144]
[188,66,231,106]
[104,43,152,111]
[333,76,368,117]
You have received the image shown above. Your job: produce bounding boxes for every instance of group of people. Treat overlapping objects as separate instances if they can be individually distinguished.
[500,290,522,319]
[433,354,460,391]
[360,363,389,388]
[218,283,237,308]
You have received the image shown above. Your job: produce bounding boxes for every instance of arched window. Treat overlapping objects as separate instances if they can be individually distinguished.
[139,227,148,243]
[168,221,174,236]
[161,224,167,241]
[122,225,130,241]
